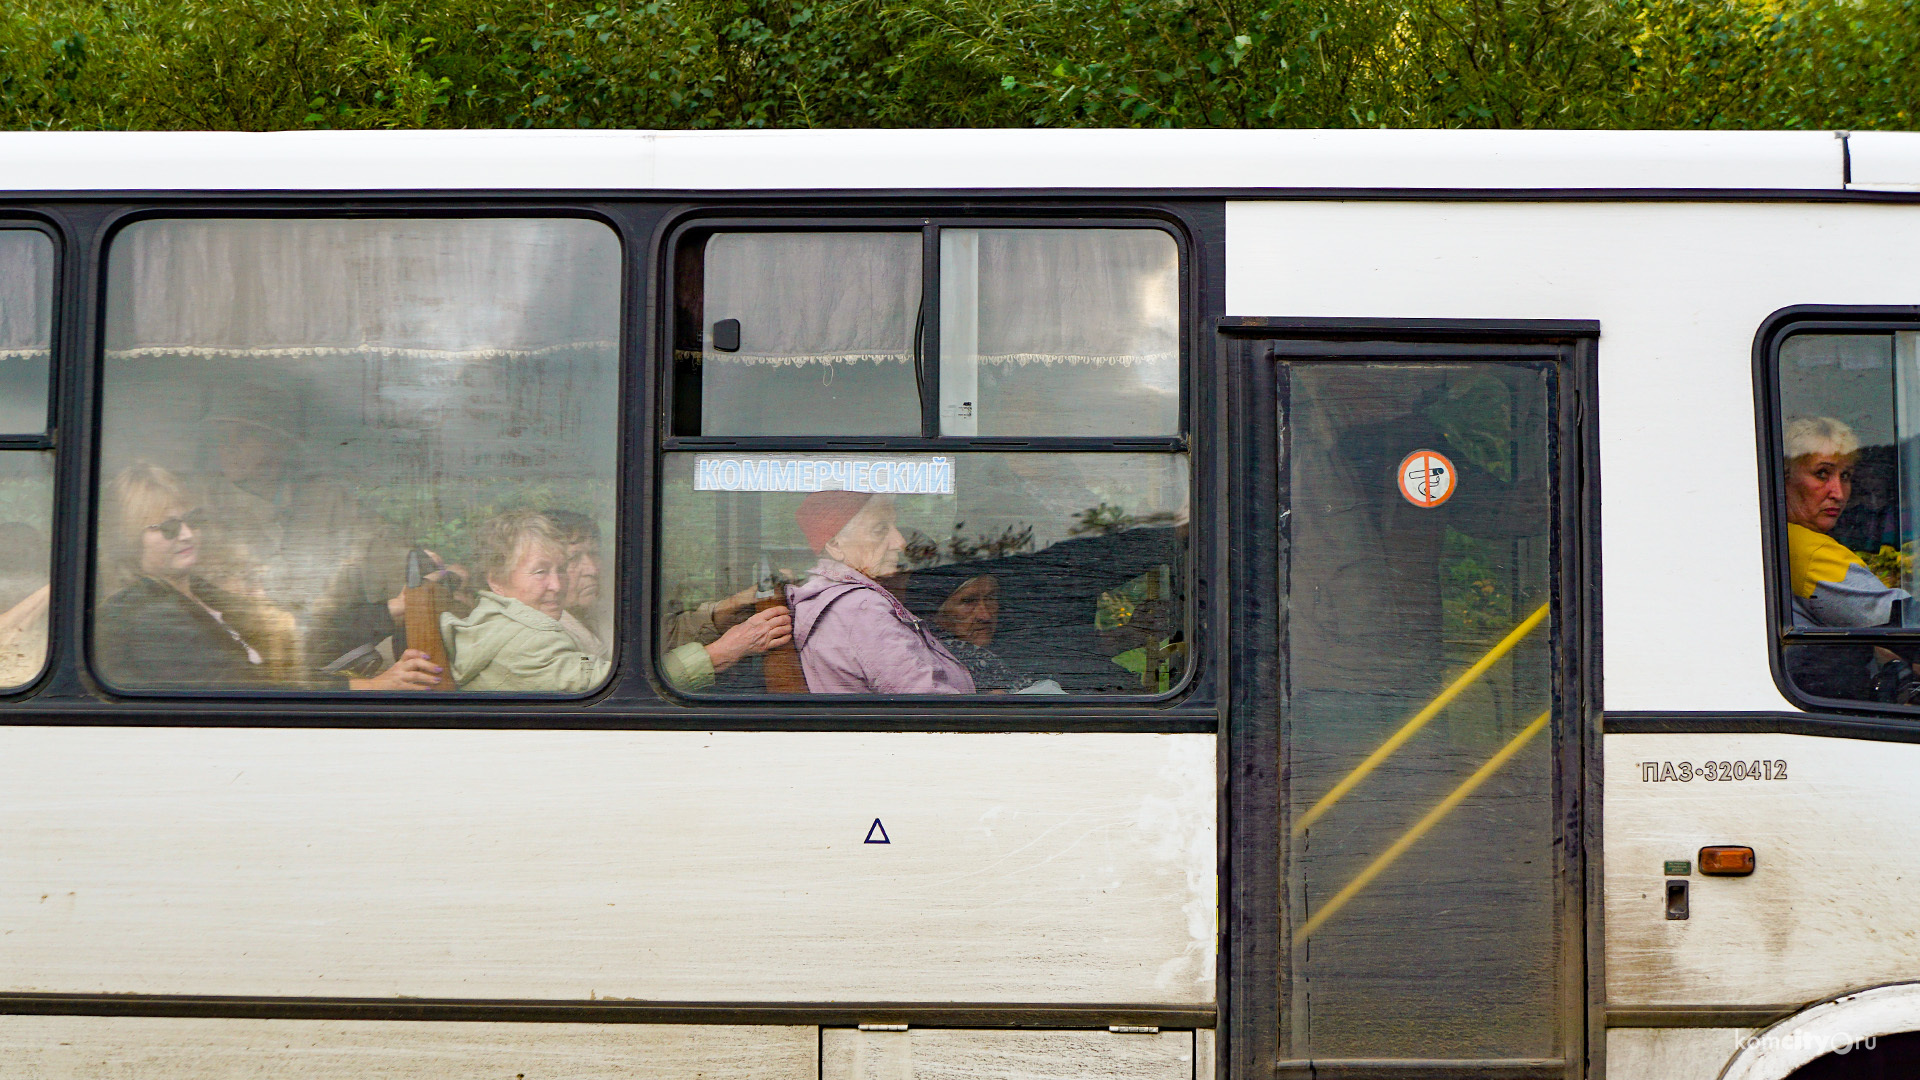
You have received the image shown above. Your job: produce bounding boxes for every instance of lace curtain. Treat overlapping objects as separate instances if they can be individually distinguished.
[104,218,620,360]
[701,228,1177,368]
[0,230,52,361]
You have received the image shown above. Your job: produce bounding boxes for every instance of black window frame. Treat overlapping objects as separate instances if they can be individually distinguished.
[82,205,634,704]
[0,215,63,700]
[653,205,1201,707]
[0,193,1221,731]
[1755,304,1920,718]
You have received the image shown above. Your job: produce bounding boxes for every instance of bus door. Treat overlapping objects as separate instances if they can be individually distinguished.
[1225,328,1591,1079]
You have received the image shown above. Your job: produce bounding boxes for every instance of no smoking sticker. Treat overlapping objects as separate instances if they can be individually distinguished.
[1398,449,1456,508]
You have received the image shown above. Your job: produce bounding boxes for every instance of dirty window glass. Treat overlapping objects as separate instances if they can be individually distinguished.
[0,229,55,691]
[1775,331,1920,707]
[0,453,53,691]
[939,229,1178,437]
[1282,362,1559,1060]
[0,229,53,433]
[93,218,620,695]
[676,231,923,437]
[657,452,1187,695]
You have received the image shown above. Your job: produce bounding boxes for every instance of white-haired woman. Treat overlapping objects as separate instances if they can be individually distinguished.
[440,509,613,692]
[1782,416,1911,628]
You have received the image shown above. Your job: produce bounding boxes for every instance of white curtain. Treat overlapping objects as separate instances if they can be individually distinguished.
[103,218,620,360]
[702,232,920,367]
[701,228,1178,369]
[963,228,1178,367]
[0,230,52,361]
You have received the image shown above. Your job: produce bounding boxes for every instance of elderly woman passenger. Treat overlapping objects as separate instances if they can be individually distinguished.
[442,510,611,692]
[787,491,973,694]
[1783,416,1911,627]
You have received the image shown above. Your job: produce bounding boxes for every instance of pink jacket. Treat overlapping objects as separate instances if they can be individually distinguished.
[789,559,975,694]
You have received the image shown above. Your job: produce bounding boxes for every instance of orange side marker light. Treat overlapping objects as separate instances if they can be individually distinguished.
[1698,846,1756,876]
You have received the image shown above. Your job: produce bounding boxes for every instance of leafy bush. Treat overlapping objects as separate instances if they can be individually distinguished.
[0,0,1913,130]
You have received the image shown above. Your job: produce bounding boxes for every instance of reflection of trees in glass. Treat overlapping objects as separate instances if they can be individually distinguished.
[1070,502,1176,536]
[904,500,1175,570]
[1426,372,1515,482]
[902,522,1035,571]
[360,479,611,567]
[1441,527,1514,640]
[1863,542,1914,590]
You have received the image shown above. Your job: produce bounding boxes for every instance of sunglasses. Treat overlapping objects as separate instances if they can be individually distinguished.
[145,510,203,541]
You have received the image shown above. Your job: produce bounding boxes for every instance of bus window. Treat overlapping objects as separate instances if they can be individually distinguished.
[1774,331,1920,708]
[939,229,1178,437]
[657,452,1188,696]
[0,230,54,691]
[92,218,620,695]
[676,231,924,437]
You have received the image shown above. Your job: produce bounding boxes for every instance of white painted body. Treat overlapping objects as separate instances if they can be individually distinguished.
[0,729,1213,1002]
[1228,193,1920,1072]
[9,130,1920,1075]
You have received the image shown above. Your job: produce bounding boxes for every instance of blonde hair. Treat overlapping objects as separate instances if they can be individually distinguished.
[474,510,567,588]
[1784,416,1861,463]
[104,462,190,575]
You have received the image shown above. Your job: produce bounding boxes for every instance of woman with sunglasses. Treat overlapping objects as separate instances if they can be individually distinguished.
[96,463,442,692]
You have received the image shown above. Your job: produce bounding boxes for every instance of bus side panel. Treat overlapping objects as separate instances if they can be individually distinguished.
[820,1028,1198,1079]
[0,1017,817,1079]
[1606,1028,1752,1080]
[1605,732,1920,1005]
[0,729,1214,1003]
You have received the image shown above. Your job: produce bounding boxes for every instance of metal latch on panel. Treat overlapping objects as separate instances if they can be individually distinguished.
[1665,879,1690,921]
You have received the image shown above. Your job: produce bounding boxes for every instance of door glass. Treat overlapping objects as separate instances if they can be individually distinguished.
[1281,361,1559,1059]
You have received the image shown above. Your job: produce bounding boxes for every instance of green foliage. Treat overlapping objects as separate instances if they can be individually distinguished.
[1440,526,1517,639]
[0,0,1914,130]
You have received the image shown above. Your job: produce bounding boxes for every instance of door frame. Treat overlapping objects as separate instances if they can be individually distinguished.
[1218,318,1602,1080]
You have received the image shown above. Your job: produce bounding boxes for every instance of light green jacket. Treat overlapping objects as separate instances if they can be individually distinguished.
[442,591,611,693]
[661,640,714,692]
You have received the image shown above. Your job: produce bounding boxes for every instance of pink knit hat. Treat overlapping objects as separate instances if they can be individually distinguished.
[795,490,874,552]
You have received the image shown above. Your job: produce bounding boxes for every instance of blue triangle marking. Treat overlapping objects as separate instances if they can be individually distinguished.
[864,818,890,844]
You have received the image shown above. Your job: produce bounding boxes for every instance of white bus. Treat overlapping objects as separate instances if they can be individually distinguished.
[1,128,1917,1080]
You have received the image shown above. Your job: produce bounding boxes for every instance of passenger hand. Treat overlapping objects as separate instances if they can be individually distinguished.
[385,550,466,623]
[705,605,793,674]
[712,586,763,632]
[348,648,444,691]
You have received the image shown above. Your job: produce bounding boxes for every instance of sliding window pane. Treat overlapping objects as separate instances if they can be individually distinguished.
[95,218,620,694]
[939,229,1178,437]
[0,230,53,433]
[686,232,922,436]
